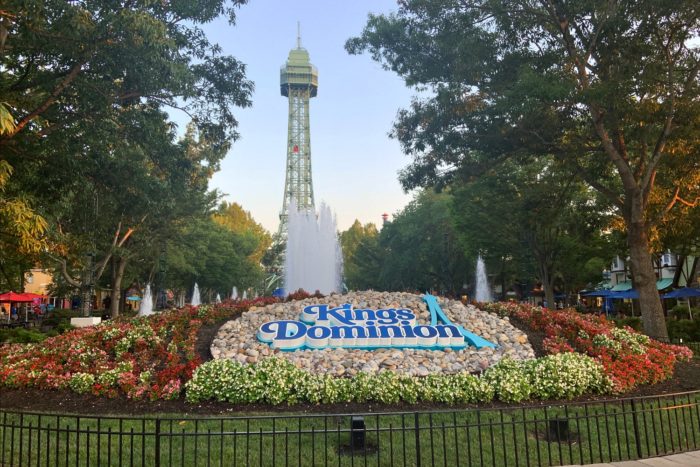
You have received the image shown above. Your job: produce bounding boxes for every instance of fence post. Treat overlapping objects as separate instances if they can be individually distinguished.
[630,399,643,459]
[414,412,421,467]
[155,419,161,467]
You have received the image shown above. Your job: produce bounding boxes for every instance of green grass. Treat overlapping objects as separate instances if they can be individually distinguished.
[1,392,699,466]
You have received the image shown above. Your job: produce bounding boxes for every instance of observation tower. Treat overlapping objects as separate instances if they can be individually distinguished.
[278,27,318,236]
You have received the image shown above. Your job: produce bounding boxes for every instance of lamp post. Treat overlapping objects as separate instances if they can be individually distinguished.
[156,245,167,309]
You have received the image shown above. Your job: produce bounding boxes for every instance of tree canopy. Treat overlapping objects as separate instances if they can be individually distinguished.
[348,0,700,338]
[0,0,263,312]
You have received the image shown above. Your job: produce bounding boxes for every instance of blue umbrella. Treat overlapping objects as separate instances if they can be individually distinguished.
[581,289,614,297]
[662,287,699,320]
[609,289,640,300]
[662,287,700,299]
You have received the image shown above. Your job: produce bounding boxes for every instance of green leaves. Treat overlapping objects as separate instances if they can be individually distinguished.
[185,353,610,405]
[0,103,15,136]
[0,0,255,298]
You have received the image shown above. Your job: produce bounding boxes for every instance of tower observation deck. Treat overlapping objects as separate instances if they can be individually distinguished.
[278,30,318,236]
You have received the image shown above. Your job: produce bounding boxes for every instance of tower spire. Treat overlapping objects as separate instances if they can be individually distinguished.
[297,22,301,48]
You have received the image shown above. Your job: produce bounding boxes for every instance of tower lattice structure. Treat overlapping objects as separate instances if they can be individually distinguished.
[278,32,318,237]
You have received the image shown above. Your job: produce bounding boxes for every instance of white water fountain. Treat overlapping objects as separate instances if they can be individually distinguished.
[138,284,154,316]
[231,286,238,301]
[215,293,221,304]
[284,200,343,296]
[475,255,493,302]
[191,282,201,307]
[241,290,247,301]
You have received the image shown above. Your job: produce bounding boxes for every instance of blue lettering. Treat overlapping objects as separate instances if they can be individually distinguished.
[396,309,416,320]
[436,325,462,338]
[401,324,416,338]
[378,325,404,338]
[301,304,327,324]
[318,303,355,325]
[376,309,400,325]
[330,326,368,339]
[366,325,379,339]
[268,320,307,340]
[352,308,376,322]
[307,326,332,340]
[413,326,438,338]
[257,303,490,350]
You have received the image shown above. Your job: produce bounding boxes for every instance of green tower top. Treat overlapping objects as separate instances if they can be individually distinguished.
[280,26,318,97]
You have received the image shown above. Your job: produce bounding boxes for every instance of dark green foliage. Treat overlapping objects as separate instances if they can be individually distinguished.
[348,0,700,338]
[669,304,699,321]
[0,0,259,307]
[667,319,700,342]
[340,221,380,290]
[340,190,472,294]
[614,317,643,332]
[165,217,266,294]
[0,328,47,344]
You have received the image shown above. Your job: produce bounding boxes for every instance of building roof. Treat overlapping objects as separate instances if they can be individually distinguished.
[611,279,673,292]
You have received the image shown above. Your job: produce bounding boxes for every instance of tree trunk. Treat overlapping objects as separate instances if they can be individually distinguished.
[541,268,555,309]
[109,256,127,319]
[79,289,90,316]
[533,248,556,308]
[627,218,668,340]
[500,257,506,301]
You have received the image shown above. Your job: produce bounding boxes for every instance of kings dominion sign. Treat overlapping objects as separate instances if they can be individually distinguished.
[256,296,496,351]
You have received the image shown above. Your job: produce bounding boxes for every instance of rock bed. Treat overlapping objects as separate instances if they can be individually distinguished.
[211,291,535,376]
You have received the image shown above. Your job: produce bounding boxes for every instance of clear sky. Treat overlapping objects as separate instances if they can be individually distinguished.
[198,0,415,233]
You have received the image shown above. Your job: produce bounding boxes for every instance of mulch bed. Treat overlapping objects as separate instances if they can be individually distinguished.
[1,315,699,416]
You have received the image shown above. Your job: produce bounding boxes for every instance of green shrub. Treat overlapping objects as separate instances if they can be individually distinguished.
[68,373,95,394]
[524,353,612,399]
[0,328,47,344]
[482,357,533,403]
[667,319,700,342]
[55,322,75,334]
[613,317,642,331]
[185,354,609,405]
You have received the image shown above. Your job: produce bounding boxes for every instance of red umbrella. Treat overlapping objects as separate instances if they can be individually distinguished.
[23,292,47,304]
[0,291,35,303]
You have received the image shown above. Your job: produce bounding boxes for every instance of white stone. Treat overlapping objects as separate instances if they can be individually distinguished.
[70,317,101,328]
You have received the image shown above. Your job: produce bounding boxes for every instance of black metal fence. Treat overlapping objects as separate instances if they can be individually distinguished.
[677,341,700,358]
[1,390,698,466]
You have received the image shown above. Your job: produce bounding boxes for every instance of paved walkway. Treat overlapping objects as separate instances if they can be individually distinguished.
[564,450,700,466]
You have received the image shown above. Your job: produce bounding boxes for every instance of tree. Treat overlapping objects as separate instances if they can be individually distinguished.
[348,1,700,339]
[213,201,272,264]
[340,220,379,290]
[165,216,265,299]
[1,1,251,149]
[378,190,471,293]
[452,157,614,306]
[0,108,47,293]
[1,1,253,313]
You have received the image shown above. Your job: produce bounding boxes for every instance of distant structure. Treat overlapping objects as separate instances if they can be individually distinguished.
[382,213,389,226]
[278,24,318,237]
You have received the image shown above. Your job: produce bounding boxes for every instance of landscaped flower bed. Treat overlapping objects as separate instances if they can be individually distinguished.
[1,297,691,404]
[480,302,693,393]
[0,297,277,400]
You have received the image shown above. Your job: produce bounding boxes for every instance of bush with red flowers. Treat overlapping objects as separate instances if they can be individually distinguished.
[0,296,278,400]
[480,302,693,393]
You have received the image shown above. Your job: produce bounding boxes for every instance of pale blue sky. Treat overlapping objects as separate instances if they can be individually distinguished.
[198,0,415,233]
